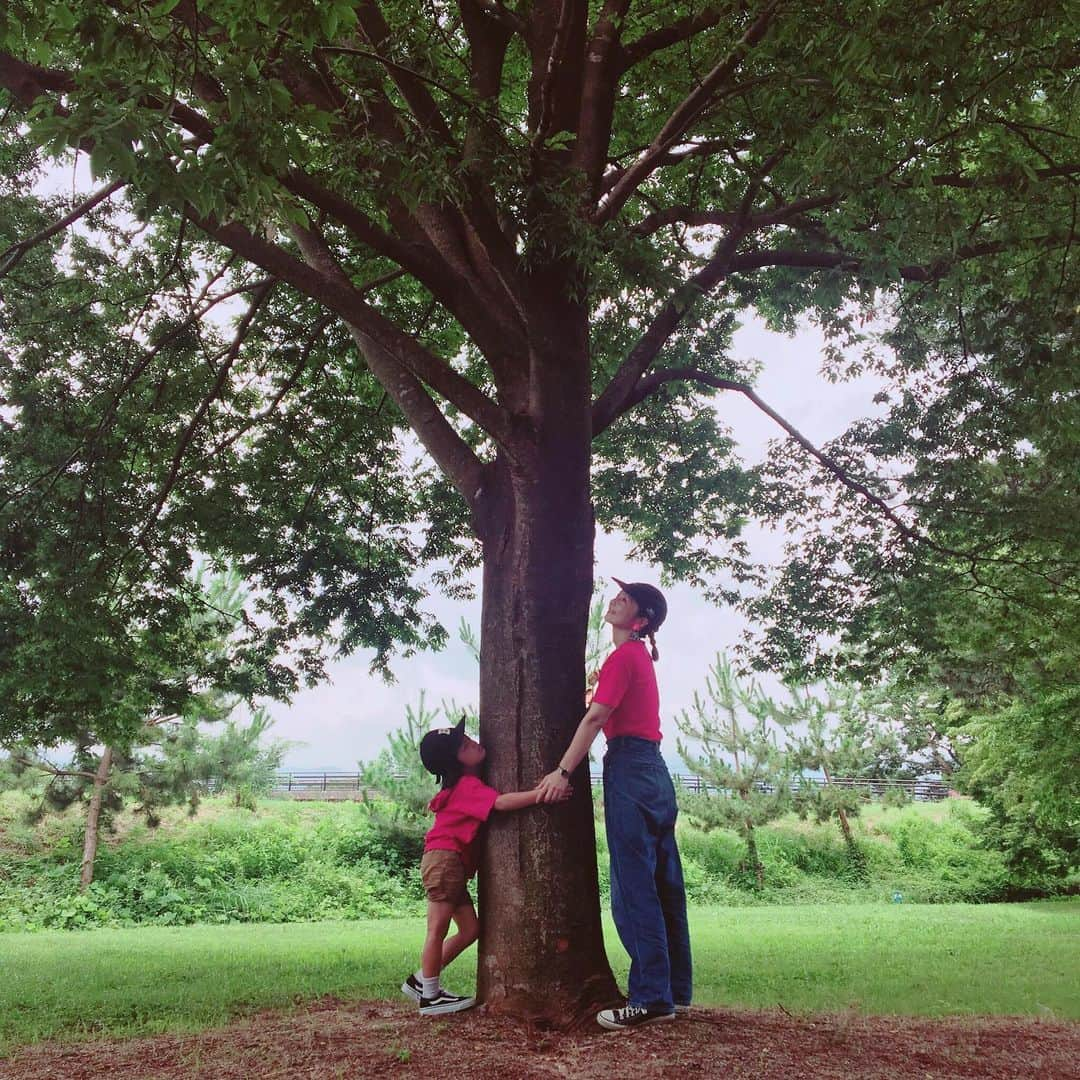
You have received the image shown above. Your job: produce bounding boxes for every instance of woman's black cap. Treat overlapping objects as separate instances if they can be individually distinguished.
[612,578,668,633]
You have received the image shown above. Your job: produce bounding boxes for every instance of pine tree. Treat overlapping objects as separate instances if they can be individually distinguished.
[13,704,287,889]
[676,655,793,889]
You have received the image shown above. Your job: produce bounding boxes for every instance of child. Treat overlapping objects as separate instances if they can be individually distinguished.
[400,717,570,1016]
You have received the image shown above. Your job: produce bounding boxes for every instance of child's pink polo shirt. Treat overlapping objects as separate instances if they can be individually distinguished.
[424,774,499,878]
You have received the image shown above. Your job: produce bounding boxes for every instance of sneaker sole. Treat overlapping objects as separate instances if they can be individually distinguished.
[420,996,476,1017]
[401,980,421,1003]
[597,1011,676,1031]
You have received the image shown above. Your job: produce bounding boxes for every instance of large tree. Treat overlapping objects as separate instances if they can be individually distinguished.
[1,0,1075,1021]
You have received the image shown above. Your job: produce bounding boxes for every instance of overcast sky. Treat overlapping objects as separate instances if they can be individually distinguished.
[265,315,888,771]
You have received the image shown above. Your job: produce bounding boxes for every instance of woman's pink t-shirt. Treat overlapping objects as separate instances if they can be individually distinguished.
[593,639,662,742]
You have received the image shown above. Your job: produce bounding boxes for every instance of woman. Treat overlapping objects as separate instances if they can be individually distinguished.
[537,579,692,1031]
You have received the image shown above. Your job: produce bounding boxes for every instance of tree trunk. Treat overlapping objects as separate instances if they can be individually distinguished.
[744,822,764,890]
[79,745,113,891]
[473,310,620,1025]
[823,763,865,873]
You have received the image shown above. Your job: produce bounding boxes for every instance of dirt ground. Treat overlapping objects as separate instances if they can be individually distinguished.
[2,999,1077,1080]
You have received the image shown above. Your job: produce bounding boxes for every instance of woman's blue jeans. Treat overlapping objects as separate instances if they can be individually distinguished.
[603,736,693,1013]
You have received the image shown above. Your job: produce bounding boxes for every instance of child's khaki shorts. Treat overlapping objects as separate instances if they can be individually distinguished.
[420,849,471,906]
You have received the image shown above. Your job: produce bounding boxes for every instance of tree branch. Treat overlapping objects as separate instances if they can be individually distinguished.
[466,0,526,35]
[0,178,126,278]
[925,163,1080,190]
[594,2,780,225]
[724,238,1065,281]
[12,755,98,782]
[352,0,454,143]
[591,227,747,433]
[593,154,790,432]
[123,280,277,558]
[606,367,926,546]
[0,45,524,404]
[573,0,633,191]
[287,222,489,504]
[190,213,509,445]
[529,0,577,148]
[631,194,841,239]
[617,6,730,71]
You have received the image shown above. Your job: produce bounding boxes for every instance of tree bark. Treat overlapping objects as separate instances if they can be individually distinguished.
[473,311,620,1025]
[79,745,113,891]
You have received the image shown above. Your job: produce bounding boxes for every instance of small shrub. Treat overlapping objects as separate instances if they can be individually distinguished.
[231,784,259,812]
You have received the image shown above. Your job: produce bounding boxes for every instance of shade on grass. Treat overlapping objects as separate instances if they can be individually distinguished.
[1,901,1076,1052]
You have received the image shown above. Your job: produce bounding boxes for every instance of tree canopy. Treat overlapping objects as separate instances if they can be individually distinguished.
[2,3,1074,710]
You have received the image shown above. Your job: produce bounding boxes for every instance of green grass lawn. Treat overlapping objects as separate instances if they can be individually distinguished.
[1,901,1076,1052]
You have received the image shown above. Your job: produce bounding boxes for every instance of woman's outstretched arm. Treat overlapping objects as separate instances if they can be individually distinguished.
[536,701,613,802]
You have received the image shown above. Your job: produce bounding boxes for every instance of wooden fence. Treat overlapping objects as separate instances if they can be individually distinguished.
[269,771,951,801]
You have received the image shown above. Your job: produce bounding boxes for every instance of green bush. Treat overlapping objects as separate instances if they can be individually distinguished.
[877,804,1009,902]
[0,794,1061,932]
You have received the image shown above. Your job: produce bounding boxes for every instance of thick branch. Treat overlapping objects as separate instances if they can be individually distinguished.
[571,0,632,190]
[630,207,742,238]
[466,0,526,34]
[288,223,488,504]
[725,238,1054,281]
[0,46,525,390]
[618,6,730,71]
[631,194,841,238]
[281,170,481,314]
[529,0,579,147]
[126,281,276,556]
[12,755,97,782]
[0,50,74,104]
[352,1,454,143]
[460,0,515,160]
[924,163,1080,190]
[591,228,747,433]
[594,3,780,225]
[593,156,790,432]
[192,215,509,444]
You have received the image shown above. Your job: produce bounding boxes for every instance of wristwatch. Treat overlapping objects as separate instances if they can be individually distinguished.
[558,766,570,779]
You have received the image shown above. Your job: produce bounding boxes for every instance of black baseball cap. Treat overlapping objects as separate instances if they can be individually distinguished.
[612,578,668,633]
[419,717,466,784]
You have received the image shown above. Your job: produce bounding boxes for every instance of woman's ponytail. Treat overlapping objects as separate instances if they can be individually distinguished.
[647,631,659,661]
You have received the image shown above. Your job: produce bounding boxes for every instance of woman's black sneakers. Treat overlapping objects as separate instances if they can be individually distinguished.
[597,1005,676,1030]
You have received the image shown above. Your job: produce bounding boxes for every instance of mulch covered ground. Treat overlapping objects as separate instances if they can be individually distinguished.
[2,999,1077,1079]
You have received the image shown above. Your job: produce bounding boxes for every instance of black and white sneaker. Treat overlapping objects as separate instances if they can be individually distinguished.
[401,974,422,1002]
[674,1003,692,1015]
[597,1004,676,1031]
[419,990,476,1017]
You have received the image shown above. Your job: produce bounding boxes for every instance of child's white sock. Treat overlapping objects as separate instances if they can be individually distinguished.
[421,975,440,999]
[413,969,424,985]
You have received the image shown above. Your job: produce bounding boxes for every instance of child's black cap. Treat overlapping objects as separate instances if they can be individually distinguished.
[419,717,466,784]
